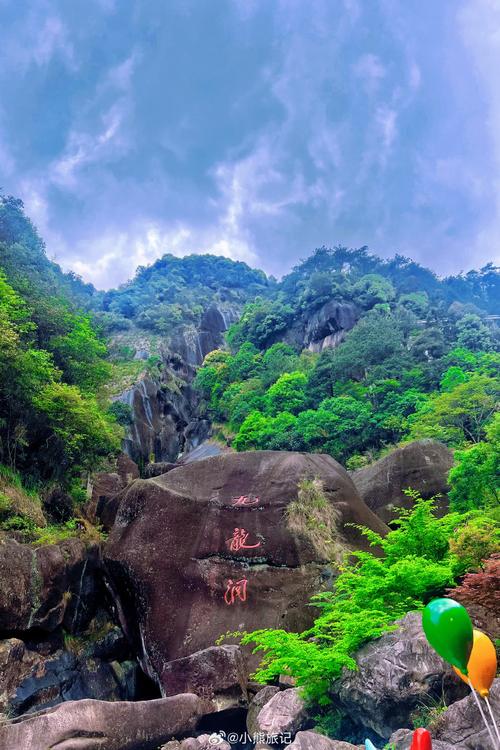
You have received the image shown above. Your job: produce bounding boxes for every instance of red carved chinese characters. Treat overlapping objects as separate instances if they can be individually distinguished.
[231,494,260,507]
[224,578,248,606]
[226,527,261,552]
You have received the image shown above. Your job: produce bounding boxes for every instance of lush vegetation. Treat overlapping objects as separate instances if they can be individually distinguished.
[202,246,499,716]
[93,252,270,337]
[195,248,499,495]
[228,493,499,706]
[0,196,121,486]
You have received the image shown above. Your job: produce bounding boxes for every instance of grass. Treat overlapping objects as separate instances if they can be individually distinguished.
[285,477,344,562]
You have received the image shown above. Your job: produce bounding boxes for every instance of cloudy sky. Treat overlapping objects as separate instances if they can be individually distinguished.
[1,0,500,289]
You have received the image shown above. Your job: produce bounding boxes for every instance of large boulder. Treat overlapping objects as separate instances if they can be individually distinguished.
[161,645,248,712]
[103,451,388,691]
[350,439,454,522]
[247,686,280,736]
[255,687,307,739]
[331,612,468,741]
[0,693,205,750]
[451,553,500,639]
[0,535,99,633]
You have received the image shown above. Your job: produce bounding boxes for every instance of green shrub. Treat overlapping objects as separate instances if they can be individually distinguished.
[235,494,470,705]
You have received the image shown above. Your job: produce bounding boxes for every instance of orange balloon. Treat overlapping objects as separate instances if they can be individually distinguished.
[453,628,497,697]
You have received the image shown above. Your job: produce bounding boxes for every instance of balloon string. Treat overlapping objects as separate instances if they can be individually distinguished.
[486,697,500,749]
[468,679,498,750]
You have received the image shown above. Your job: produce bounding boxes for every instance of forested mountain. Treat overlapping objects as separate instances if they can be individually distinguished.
[196,246,499,513]
[0,195,498,526]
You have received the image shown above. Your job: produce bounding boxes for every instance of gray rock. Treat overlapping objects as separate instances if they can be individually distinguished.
[0,535,99,633]
[162,737,231,750]
[0,693,205,750]
[288,732,362,749]
[350,439,453,522]
[161,645,248,712]
[0,635,139,718]
[429,677,500,750]
[389,729,455,750]
[255,687,307,738]
[331,612,468,740]
[247,685,280,736]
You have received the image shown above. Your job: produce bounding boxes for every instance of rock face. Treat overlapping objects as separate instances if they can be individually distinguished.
[161,645,248,712]
[350,439,454,522]
[103,451,388,692]
[117,304,239,465]
[303,301,358,352]
[331,612,469,741]
[451,553,500,639]
[0,535,99,633]
[0,693,205,750]
[0,627,139,718]
[389,730,454,750]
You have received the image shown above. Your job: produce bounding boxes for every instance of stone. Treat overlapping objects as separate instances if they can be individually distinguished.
[0,638,44,715]
[143,461,177,478]
[103,451,388,690]
[331,612,469,741]
[0,630,139,718]
[428,677,500,750]
[116,452,140,483]
[255,687,307,739]
[304,301,358,352]
[0,535,98,633]
[0,693,205,750]
[161,737,231,750]
[451,553,500,639]
[161,645,248,712]
[288,733,362,750]
[389,729,455,750]
[247,685,280,736]
[350,439,453,522]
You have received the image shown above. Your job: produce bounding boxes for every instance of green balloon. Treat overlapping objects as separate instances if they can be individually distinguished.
[422,598,473,675]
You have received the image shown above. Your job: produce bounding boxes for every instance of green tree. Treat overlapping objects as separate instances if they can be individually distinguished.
[266,372,308,416]
[448,414,499,512]
[407,374,499,445]
[456,314,493,352]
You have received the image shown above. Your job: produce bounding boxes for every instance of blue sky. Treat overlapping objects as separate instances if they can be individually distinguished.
[1,0,499,289]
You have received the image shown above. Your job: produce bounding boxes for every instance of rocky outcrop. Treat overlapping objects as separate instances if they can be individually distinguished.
[0,535,100,634]
[451,553,500,639]
[0,693,205,750]
[116,304,239,465]
[304,301,358,352]
[350,440,454,522]
[331,612,469,741]
[103,451,388,693]
[161,645,248,712]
